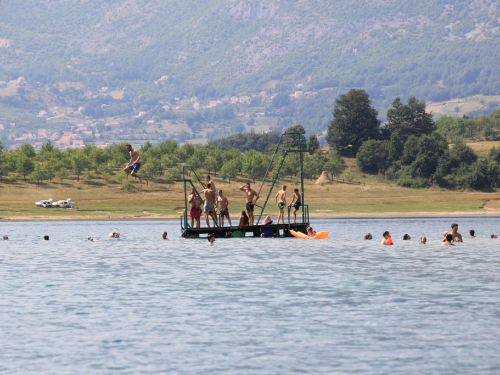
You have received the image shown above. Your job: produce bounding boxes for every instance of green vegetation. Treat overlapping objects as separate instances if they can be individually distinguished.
[322,89,500,190]
[326,89,381,157]
[436,109,500,142]
[0,127,344,193]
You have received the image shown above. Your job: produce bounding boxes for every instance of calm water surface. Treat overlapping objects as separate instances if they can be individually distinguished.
[1,217,500,374]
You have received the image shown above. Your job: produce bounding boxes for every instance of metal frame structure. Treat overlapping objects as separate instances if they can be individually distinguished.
[180,131,310,237]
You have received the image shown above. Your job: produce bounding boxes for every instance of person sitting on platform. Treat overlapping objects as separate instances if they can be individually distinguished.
[260,215,273,225]
[238,211,249,227]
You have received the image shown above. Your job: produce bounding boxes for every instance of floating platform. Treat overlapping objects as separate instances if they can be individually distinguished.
[181,222,309,238]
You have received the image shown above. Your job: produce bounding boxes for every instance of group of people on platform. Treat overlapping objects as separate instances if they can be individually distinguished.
[120,144,304,230]
[364,223,498,246]
[188,176,302,229]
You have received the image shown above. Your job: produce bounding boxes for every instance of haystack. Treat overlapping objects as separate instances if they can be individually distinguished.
[315,171,333,185]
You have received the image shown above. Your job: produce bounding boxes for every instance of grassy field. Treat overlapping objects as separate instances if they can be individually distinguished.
[426,95,500,118]
[466,141,500,158]
[3,140,500,221]
[2,172,500,221]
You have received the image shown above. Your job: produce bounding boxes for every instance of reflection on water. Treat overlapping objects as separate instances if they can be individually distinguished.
[1,217,500,374]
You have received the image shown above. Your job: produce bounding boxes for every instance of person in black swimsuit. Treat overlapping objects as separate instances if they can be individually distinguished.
[240,182,259,226]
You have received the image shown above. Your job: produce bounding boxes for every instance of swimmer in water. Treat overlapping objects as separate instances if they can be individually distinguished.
[162,231,169,240]
[381,231,393,245]
[364,233,373,240]
[208,233,215,246]
[441,233,454,246]
[306,226,316,237]
[2,235,8,240]
[491,234,498,238]
[450,223,463,243]
[403,234,411,240]
[44,235,49,241]
[420,236,427,244]
[469,229,475,238]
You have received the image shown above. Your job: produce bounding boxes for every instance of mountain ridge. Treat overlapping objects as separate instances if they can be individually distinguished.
[1,0,500,147]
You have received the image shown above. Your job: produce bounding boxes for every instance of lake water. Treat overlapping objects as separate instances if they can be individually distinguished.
[1,217,500,374]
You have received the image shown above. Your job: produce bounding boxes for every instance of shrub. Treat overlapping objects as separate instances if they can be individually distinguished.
[397,175,429,188]
[121,182,139,192]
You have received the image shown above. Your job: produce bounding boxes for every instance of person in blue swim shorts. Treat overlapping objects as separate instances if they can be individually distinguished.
[124,144,142,183]
[275,185,287,225]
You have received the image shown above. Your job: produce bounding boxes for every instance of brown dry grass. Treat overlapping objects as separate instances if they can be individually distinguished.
[2,173,500,221]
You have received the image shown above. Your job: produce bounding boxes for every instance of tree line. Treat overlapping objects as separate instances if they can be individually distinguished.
[0,126,344,187]
[327,89,500,190]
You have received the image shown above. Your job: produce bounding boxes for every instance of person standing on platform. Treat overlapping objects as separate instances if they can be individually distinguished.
[275,185,287,224]
[188,188,202,229]
[239,182,259,226]
[288,188,302,224]
[202,175,217,200]
[201,183,217,228]
[217,189,232,227]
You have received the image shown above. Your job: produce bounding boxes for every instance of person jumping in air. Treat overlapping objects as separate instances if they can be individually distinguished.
[124,144,142,183]
[275,185,287,224]
[288,188,302,224]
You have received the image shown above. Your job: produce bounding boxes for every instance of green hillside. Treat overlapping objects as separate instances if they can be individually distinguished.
[1,0,500,145]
